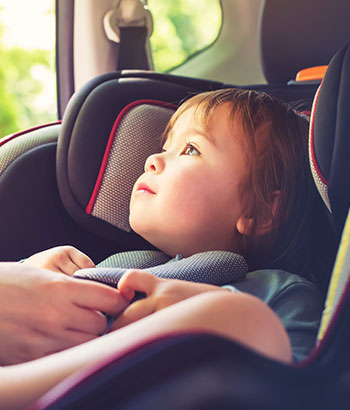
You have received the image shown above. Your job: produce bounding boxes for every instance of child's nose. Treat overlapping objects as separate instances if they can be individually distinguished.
[144,153,165,173]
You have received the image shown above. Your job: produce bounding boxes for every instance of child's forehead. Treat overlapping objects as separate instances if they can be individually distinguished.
[166,107,214,143]
[164,103,244,151]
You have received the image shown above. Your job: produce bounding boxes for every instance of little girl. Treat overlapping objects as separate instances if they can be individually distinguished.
[2,89,323,409]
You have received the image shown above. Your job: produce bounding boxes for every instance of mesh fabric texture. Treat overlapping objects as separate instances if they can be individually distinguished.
[74,250,248,288]
[309,86,331,212]
[0,124,60,176]
[90,104,175,232]
[97,250,171,270]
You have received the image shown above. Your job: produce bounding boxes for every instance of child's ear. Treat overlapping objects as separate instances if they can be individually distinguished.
[236,191,281,236]
[236,216,254,236]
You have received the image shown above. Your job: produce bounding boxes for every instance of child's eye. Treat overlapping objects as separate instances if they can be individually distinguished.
[181,143,200,156]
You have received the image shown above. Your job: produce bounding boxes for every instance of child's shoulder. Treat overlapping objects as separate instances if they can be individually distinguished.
[234,269,323,362]
[234,269,322,308]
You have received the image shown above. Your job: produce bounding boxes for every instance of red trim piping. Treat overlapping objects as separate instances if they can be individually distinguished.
[85,99,177,215]
[0,121,62,148]
[298,110,311,116]
[309,85,329,186]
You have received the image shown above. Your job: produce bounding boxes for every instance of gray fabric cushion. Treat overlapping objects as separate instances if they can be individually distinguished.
[0,124,60,177]
[88,103,175,232]
[98,250,171,270]
[74,250,248,287]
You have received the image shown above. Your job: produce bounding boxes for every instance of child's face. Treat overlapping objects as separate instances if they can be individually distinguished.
[129,103,247,257]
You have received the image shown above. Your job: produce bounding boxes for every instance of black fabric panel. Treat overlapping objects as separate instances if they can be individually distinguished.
[119,70,224,91]
[328,46,350,237]
[313,44,350,238]
[313,50,344,182]
[261,0,350,84]
[118,71,318,108]
[307,186,338,294]
[237,82,318,109]
[0,143,127,262]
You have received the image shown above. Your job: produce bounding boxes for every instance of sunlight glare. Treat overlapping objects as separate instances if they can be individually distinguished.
[0,0,54,50]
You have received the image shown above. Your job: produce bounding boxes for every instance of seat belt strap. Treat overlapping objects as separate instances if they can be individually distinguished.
[104,0,153,71]
[118,26,149,70]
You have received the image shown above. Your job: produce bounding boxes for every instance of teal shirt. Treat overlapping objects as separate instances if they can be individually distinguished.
[225,270,323,362]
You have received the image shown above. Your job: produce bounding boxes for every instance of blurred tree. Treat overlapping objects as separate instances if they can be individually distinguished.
[0,23,17,136]
[148,0,222,72]
[0,15,55,137]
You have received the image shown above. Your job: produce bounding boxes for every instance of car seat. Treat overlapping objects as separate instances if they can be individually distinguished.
[26,41,350,410]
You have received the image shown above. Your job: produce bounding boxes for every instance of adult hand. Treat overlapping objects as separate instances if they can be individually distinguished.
[111,270,226,330]
[0,263,128,365]
[22,245,95,276]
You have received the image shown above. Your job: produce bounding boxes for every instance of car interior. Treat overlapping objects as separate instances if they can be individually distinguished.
[1,0,350,408]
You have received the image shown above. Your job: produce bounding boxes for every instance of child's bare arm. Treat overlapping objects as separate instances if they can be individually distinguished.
[0,289,291,410]
[22,246,95,276]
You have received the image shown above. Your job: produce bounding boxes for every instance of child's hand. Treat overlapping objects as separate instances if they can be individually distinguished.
[110,270,227,330]
[22,246,95,276]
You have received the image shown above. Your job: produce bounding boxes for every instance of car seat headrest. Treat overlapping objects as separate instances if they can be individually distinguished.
[57,76,176,248]
[260,0,350,84]
[309,43,350,240]
[84,100,175,232]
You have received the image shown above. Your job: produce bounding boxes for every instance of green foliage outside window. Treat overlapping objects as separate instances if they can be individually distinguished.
[0,4,55,137]
[148,0,222,72]
[0,42,54,136]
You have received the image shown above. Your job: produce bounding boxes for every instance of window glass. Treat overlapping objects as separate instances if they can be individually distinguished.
[0,0,56,137]
[148,0,222,72]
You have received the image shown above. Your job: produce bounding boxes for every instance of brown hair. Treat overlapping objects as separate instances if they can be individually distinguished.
[163,88,312,271]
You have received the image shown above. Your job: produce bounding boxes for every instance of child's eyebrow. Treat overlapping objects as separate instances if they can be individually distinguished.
[163,126,215,148]
[186,127,216,145]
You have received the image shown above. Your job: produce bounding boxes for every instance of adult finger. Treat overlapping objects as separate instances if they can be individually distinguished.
[67,247,95,270]
[55,260,82,276]
[69,278,129,316]
[65,306,107,336]
[118,270,160,301]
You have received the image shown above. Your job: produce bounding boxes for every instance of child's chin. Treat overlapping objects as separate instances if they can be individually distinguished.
[129,219,140,234]
[129,218,149,239]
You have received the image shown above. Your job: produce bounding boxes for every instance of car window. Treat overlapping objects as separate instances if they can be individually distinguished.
[148,0,222,72]
[0,0,56,137]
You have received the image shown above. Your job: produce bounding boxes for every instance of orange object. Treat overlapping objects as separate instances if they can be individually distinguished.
[296,65,328,82]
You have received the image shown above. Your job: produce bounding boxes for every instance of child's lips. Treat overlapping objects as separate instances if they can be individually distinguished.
[136,182,156,194]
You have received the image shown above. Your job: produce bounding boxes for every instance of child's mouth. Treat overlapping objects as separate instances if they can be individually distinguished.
[136,182,156,194]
